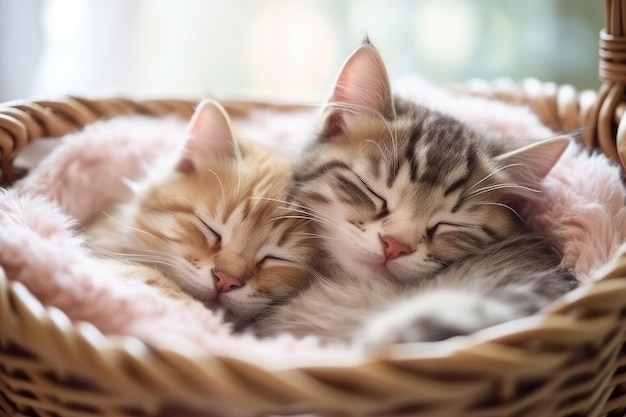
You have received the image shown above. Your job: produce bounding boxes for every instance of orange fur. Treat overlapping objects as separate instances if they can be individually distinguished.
[86,101,315,325]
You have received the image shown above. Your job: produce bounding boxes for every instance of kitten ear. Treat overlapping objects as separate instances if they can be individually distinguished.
[323,41,395,137]
[495,136,570,216]
[177,99,237,174]
[496,136,570,182]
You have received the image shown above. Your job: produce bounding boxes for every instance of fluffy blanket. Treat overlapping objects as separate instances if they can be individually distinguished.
[2,75,626,370]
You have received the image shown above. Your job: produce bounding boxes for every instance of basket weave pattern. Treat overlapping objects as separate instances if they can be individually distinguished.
[3,2,626,416]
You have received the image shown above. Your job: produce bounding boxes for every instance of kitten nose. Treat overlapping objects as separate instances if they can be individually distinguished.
[380,235,412,261]
[213,271,242,294]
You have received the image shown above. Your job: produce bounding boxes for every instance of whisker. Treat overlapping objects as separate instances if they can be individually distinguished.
[90,244,174,262]
[365,140,385,162]
[465,183,540,199]
[249,196,339,224]
[289,232,341,242]
[266,215,320,222]
[89,247,188,271]
[468,163,527,192]
[316,101,399,172]
[266,215,325,226]
[249,196,317,213]
[326,101,370,115]
[368,109,398,174]
[230,140,244,196]
[206,168,226,200]
[277,211,337,229]
[471,202,526,224]
[390,126,399,177]
[275,205,335,225]
[99,211,177,251]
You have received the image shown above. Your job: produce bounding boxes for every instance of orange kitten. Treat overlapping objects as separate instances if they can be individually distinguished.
[86,100,315,326]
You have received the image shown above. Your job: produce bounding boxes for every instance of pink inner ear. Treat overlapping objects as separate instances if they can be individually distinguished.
[176,156,196,175]
[176,133,202,175]
[325,111,345,137]
[322,43,394,138]
[496,136,570,182]
[175,99,236,174]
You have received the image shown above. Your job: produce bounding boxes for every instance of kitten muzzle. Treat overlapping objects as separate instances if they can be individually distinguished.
[213,270,243,294]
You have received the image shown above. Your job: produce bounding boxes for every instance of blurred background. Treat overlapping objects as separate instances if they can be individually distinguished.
[0,0,605,103]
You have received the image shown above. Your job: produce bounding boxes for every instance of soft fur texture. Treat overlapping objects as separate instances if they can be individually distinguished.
[84,100,315,326]
[2,74,625,364]
[255,43,578,343]
[392,75,626,283]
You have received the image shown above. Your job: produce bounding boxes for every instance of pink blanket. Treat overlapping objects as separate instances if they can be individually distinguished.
[2,76,626,369]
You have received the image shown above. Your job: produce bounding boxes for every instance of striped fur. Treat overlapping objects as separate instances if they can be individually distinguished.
[86,101,315,326]
[256,43,577,344]
[294,100,565,283]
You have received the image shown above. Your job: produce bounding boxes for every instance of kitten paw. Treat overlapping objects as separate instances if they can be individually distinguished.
[359,290,521,348]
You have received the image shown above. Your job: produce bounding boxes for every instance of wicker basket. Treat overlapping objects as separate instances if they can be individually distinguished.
[3,2,626,417]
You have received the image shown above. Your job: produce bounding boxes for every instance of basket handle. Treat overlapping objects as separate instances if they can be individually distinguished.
[434,1,626,175]
[597,0,626,170]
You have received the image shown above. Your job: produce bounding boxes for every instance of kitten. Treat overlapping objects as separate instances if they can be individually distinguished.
[255,41,578,345]
[86,100,315,326]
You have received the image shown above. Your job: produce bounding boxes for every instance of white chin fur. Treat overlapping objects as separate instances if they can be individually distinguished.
[386,254,442,283]
[169,266,218,303]
[220,285,269,321]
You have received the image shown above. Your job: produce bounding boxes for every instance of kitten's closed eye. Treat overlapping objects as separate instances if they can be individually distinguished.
[198,217,222,243]
[357,176,388,218]
[259,252,293,264]
[333,171,388,220]
[426,222,473,241]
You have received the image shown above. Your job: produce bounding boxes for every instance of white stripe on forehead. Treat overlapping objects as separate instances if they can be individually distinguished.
[412,145,431,180]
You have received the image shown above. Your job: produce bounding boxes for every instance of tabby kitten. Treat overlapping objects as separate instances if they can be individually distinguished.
[86,100,315,326]
[255,42,577,345]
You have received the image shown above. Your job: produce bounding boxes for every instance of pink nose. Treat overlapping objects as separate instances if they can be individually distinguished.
[380,235,412,261]
[213,271,242,294]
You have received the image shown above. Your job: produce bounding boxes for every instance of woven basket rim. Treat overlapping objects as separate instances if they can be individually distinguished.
[3,269,626,415]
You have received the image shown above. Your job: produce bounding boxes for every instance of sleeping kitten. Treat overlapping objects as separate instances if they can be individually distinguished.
[255,41,578,345]
[86,100,315,326]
